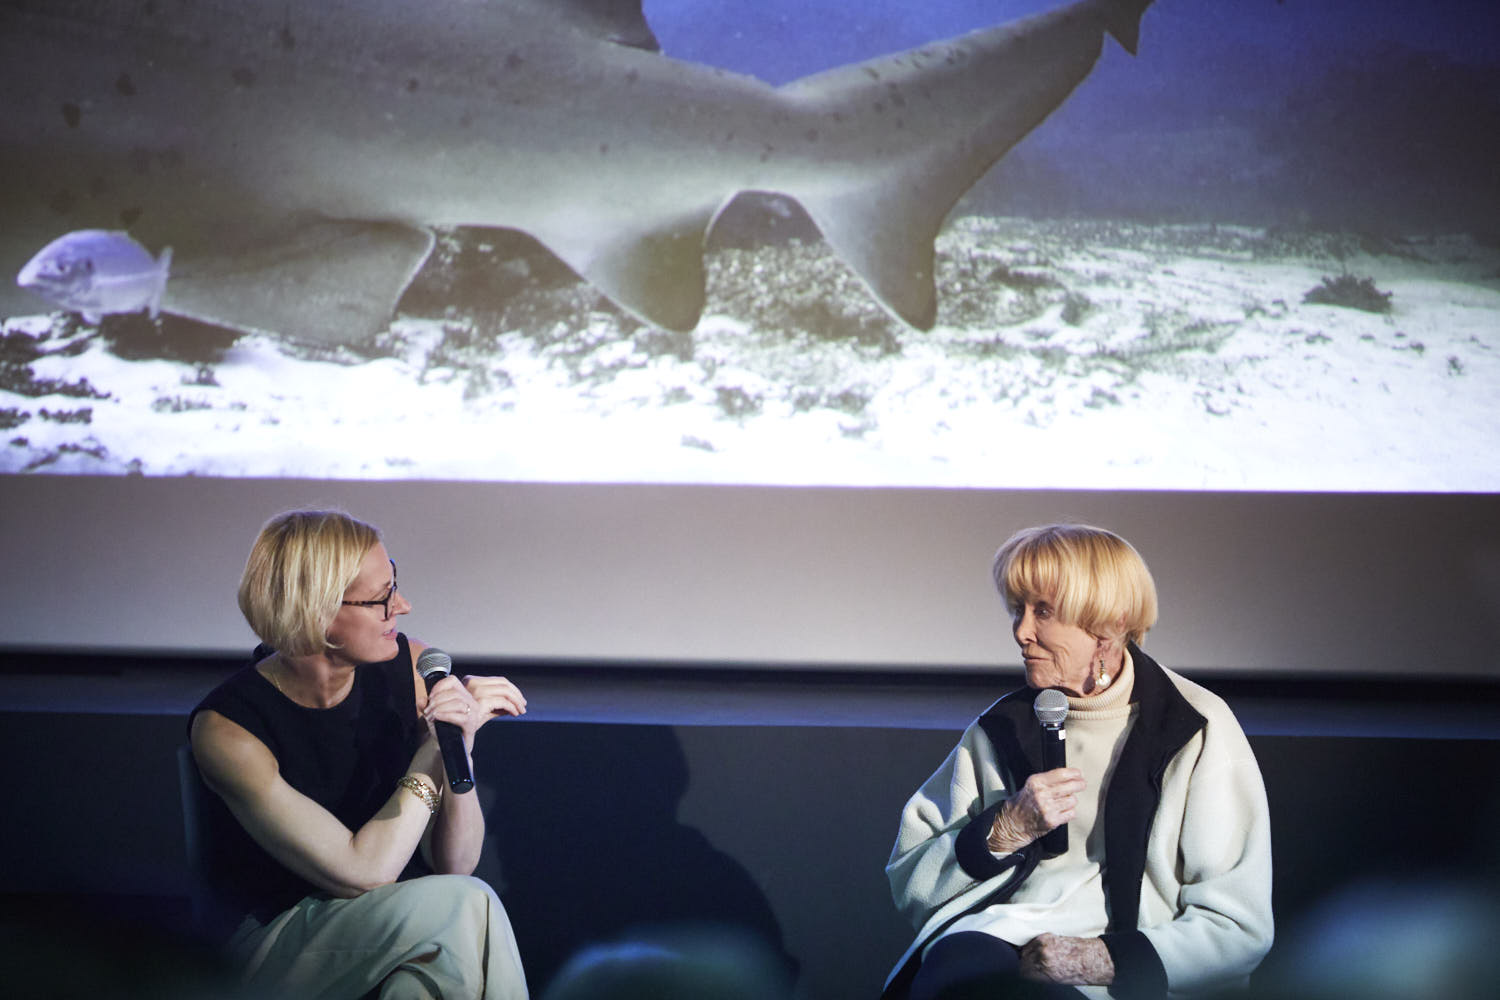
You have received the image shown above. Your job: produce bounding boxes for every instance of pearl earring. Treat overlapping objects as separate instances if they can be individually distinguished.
[1095,656,1112,689]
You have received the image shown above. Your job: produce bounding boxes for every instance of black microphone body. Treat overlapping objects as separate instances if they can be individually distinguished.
[1034,688,1069,858]
[415,648,475,794]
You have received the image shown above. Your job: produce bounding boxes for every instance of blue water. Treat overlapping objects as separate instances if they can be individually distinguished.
[647,0,1500,233]
[649,1,1498,85]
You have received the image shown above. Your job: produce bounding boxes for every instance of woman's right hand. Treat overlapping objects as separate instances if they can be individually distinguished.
[987,767,1086,853]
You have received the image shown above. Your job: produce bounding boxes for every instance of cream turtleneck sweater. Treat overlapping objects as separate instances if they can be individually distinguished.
[943,651,1139,947]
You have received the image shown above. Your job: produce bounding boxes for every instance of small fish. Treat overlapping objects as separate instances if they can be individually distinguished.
[16,230,172,324]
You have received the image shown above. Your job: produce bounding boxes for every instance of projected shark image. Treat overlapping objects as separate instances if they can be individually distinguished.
[2,0,1498,488]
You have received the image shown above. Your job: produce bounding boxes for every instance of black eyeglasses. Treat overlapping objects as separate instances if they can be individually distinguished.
[341,560,398,619]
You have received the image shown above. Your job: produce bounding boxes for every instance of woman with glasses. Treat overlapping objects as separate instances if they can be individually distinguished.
[188,508,529,999]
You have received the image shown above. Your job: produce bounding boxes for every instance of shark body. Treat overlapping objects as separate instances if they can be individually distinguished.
[0,0,1151,344]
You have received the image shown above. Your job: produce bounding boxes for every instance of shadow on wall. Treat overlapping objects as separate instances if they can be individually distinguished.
[474,721,799,996]
[1253,736,1500,930]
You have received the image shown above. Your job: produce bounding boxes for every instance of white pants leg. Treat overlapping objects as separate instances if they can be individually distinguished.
[230,875,527,1000]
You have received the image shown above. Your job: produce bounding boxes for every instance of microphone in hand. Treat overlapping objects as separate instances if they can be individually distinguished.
[415,647,475,794]
[1033,687,1069,858]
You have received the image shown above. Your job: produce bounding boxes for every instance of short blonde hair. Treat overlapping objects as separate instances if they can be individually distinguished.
[992,523,1158,645]
[237,509,381,657]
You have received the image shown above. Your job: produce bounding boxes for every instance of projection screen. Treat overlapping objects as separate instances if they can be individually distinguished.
[2,1,1497,675]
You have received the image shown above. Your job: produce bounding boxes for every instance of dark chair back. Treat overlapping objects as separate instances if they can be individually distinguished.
[176,744,213,931]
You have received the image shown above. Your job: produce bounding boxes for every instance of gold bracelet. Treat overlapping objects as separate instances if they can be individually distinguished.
[397,774,439,815]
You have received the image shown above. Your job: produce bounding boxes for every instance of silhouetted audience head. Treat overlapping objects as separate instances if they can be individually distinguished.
[1260,877,1500,1000]
[542,926,790,1000]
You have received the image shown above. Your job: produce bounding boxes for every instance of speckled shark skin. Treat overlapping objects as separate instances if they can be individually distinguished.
[1,0,1151,344]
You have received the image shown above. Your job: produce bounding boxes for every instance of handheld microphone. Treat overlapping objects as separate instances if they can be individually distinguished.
[415,647,475,794]
[1033,687,1069,858]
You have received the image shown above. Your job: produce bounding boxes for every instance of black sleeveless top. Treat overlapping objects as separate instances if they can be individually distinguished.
[188,634,430,937]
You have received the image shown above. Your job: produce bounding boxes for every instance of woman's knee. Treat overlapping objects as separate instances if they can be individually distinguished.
[416,873,498,901]
[389,874,496,909]
[910,932,1025,1000]
[389,876,524,991]
[365,875,501,940]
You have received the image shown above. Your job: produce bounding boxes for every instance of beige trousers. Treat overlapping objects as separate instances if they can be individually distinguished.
[229,875,528,1000]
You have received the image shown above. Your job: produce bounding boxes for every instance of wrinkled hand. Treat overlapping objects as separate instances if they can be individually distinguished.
[1019,933,1114,986]
[987,767,1085,853]
[422,674,527,748]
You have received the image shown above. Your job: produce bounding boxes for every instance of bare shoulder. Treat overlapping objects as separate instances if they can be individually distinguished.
[189,710,278,798]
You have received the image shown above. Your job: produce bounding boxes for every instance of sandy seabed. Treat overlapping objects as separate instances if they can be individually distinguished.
[3,217,1497,491]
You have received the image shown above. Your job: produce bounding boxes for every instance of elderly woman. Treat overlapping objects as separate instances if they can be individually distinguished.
[188,509,529,999]
[884,524,1272,1000]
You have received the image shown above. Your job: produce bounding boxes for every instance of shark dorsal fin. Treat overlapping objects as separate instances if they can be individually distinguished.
[523,0,661,52]
[1099,0,1154,55]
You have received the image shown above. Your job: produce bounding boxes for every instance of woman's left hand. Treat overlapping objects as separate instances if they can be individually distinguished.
[462,674,527,725]
[422,674,527,746]
[1019,933,1115,986]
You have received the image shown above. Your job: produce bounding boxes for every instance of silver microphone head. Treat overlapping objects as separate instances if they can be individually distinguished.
[1034,688,1068,728]
[415,647,453,681]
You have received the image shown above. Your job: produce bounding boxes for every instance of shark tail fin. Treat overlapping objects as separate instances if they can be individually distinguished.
[149,246,172,319]
[1098,0,1154,55]
[767,0,1140,329]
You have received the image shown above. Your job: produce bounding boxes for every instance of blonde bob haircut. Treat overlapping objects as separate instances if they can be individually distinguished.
[237,509,382,657]
[992,523,1158,646]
